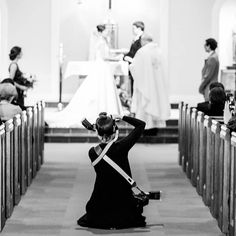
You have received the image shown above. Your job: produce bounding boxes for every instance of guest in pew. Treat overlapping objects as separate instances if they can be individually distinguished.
[78,112,147,229]
[8,46,34,108]
[199,38,219,101]
[196,82,225,112]
[196,87,226,116]
[1,78,27,110]
[226,115,236,132]
[0,83,22,121]
[223,94,236,124]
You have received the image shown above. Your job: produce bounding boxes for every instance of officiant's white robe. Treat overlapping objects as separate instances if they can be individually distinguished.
[130,42,170,129]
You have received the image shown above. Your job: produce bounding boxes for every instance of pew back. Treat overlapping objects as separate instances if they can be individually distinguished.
[0,124,6,230]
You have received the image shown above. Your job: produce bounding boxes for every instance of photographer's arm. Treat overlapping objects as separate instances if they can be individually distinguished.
[118,116,146,150]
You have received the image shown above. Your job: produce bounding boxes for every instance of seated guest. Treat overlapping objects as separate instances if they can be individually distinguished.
[1,78,27,110]
[209,81,225,91]
[226,115,236,132]
[196,82,225,112]
[196,87,226,116]
[0,83,22,121]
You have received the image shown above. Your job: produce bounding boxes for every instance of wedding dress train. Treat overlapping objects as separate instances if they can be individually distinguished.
[45,59,124,127]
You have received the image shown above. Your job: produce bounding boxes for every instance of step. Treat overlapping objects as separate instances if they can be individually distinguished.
[44,125,178,143]
[45,126,178,135]
[45,102,180,110]
[44,132,178,143]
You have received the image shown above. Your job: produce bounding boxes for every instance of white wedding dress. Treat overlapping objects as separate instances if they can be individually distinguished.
[45,33,123,127]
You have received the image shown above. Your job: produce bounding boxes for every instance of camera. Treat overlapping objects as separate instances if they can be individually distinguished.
[134,190,161,208]
[147,191,162,200]
[81,118,95,131]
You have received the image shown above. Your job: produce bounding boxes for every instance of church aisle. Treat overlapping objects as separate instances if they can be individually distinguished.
[0,144,224,236]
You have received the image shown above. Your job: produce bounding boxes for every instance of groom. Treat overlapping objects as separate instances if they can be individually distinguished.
[123,21,145,96]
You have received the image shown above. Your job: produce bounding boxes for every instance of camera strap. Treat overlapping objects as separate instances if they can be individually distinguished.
[92,130,119,166]
[102,155,136,187]
[92,130,146,192]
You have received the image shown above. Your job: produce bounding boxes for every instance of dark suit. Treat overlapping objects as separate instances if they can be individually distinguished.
[124,36,142,96]
[199,52,219,101]
[196,101,224,116]
[125,37,142,59]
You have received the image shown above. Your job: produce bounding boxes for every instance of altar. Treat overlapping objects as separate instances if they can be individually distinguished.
[64,60,129,79]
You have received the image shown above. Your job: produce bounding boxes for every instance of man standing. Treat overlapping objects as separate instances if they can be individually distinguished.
[124,21,145,96]
[199,38,219,101]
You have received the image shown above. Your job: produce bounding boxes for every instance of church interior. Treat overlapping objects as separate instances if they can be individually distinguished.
[0,0,236,235]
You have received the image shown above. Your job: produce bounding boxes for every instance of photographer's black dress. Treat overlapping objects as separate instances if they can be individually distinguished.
[78,116,146,229]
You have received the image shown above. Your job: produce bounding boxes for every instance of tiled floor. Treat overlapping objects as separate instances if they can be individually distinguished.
[0,143,224,236]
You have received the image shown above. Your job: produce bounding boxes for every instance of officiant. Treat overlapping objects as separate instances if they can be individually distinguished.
[130,34,170,129]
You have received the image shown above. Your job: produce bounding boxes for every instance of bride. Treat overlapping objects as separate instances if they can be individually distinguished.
[46,24,124,127]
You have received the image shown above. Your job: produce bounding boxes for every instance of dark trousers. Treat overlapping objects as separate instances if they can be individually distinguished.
[129,73,134,97]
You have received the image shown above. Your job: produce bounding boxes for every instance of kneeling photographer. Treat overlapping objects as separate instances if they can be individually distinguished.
[77,112,160,229]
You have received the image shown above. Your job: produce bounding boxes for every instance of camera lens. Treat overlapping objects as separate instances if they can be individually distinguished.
[148,191,161,200]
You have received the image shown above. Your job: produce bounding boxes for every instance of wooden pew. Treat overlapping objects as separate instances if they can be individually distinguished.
[40,101,45,164]
[229,132,236,236]
[218,125,231,234]
[32,106,38,178]
[210,120,221,219]
[182,104,188,172]
[202,115,212,206]
[190,108,197,186]
[178,101,184,165]
[26,107,33,186]
[196,111,205,196]
[0,100,45,231]
[186,107,192,178]
[5,119,14,218]
[13,114,21,205]
[20,111,27,195]
[0,124,6,230]
[36,103,41,170]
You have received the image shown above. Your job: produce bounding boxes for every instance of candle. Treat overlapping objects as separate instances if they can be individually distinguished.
[59,43,63,64]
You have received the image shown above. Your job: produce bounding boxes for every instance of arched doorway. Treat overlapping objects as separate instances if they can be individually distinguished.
[219,0,236,68]
[212,0,236,69]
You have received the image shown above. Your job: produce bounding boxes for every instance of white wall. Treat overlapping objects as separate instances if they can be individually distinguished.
[6,0,52,103]
[168,0,216,105]
[0,0,8,78]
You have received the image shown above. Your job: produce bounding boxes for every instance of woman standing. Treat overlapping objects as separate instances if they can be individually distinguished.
[88,24,110,61]
[9,46,28,107]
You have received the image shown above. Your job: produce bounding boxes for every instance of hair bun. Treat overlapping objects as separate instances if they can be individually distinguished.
[99,112,107,118]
